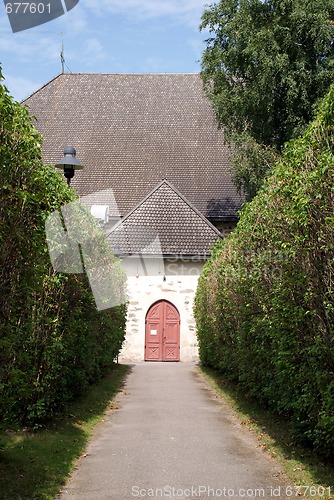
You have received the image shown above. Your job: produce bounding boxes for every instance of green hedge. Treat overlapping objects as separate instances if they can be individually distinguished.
[0,70,127,426]
[195,86,334,457]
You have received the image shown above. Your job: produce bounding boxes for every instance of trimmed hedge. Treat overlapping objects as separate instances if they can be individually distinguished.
[0,70,127,426]
[195,86,334,457]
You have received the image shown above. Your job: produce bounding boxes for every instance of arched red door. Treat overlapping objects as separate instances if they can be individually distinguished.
[145,300,180,361]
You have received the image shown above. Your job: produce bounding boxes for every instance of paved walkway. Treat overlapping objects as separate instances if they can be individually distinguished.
[58,363,289,499]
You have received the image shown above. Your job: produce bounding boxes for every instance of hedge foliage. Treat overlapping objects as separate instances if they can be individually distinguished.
[0,70,127,426]
[195,86,334,457]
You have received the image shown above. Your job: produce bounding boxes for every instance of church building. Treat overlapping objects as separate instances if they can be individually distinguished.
[23,73,243,361]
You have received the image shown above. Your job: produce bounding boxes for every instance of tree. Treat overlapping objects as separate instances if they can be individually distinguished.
[200,0,334,196]
[0,67,127,425]
[195,84,334,456]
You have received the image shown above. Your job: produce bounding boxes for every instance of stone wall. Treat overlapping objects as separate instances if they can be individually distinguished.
[118,257,204,362]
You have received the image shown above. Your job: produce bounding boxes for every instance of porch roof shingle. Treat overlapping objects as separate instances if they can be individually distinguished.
[107,180,222,257]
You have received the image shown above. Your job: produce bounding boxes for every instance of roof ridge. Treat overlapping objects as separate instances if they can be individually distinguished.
[21,73,63,103]
[159,180,223,237]
[107,179,223,239]
[106,180,166,237]
[50,72,199,76]
[21,73,200,103]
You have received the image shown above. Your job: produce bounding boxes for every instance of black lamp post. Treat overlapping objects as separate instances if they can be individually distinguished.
[55,146,84,184]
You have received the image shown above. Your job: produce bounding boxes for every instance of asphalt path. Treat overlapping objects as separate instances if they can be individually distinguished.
[58,362,290,499]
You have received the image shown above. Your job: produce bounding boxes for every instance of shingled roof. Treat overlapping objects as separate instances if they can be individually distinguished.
[107,180,222,257]
[23,73,242,221]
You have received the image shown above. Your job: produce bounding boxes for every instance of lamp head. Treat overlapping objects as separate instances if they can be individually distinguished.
[55,146,84,184]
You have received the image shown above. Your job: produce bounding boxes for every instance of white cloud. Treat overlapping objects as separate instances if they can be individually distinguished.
[82,38,107,65]
[141,56,166,72]
[0,0,209,101]
[187,36,205,58]
[57,2,89,33]
[0,32,61,61]
[82,0,208,28]
[4,74,42,102]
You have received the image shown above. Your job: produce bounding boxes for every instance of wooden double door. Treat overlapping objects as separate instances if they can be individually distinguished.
[145,300,180,361]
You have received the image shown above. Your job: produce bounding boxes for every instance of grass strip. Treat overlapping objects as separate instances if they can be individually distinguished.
[199,366,334,500]
[0,363,130,500]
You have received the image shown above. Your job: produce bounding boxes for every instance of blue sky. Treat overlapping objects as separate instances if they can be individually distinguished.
[0,0,211,102]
